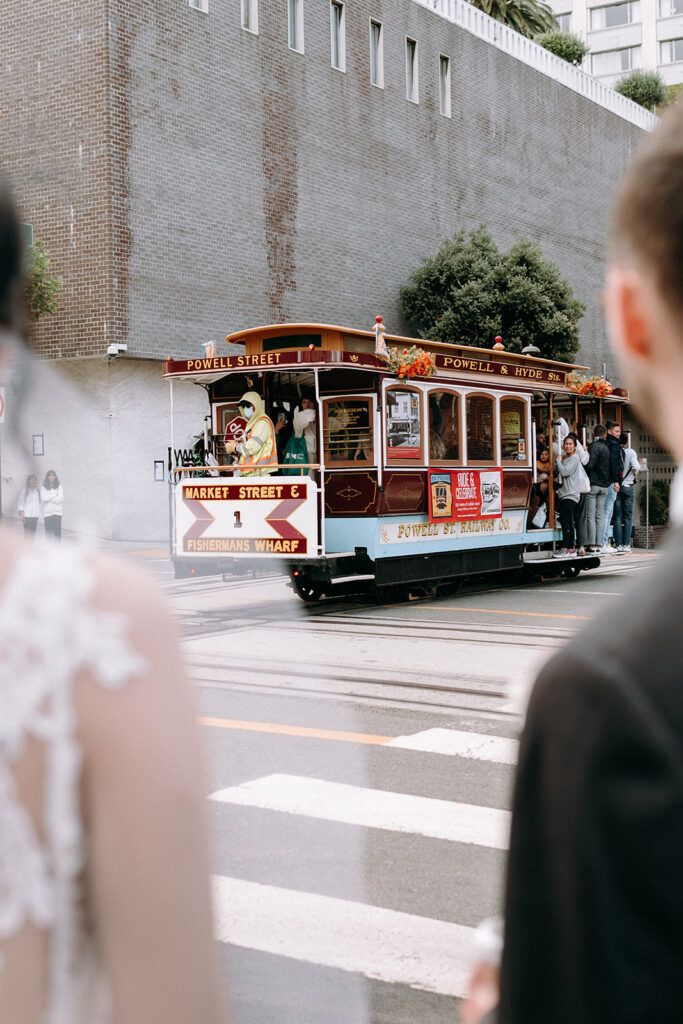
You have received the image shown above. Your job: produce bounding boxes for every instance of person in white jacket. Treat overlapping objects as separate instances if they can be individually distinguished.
[17,474,41,534]
[292,394,317,477]
[41,469,64,539]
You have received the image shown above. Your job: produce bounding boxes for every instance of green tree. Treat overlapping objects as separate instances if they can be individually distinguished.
[615,69,666,111]
[640,478,670,525]
[25,239,60,321]
[470,0,558,37]
[662,82,683,108]
[535,31,589,65]
[400,226,585,363]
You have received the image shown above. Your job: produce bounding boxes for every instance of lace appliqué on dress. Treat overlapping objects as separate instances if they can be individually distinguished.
[0,543,146,1023]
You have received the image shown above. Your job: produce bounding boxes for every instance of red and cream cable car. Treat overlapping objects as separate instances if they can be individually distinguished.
[162,321,627,600]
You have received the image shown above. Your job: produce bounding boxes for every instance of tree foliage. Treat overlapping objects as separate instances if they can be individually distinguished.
[535,31,589,65]
[400,226,585,363]
[25,239,60,321]
[640,478,670,526]
[662,82,683,108]
[469,0,558,37]
[615,70,667,111]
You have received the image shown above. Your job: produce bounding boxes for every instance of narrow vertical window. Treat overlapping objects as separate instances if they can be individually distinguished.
[241,0,258,33]
[439,54,451,116]
[288,0,304,52]
[405,38,418,102]
[330,2,345,71]
[370,20,384,87]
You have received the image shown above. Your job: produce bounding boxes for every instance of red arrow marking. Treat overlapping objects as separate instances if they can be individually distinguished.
[265,496,306,543]
[183,497,216,542]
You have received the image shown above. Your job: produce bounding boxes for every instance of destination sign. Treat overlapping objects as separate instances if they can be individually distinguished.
[164,350,380,375]
[432,353,566,385]
[164,350,568,386]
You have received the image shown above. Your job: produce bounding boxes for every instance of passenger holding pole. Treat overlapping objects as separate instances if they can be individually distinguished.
[223,391,278,476]
[552,435,582,557]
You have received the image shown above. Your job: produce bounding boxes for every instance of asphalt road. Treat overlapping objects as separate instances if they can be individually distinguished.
[139,551,656,1024]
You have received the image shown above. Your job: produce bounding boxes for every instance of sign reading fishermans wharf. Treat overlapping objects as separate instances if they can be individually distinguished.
[176,479,318,556]
[164,350,568,386]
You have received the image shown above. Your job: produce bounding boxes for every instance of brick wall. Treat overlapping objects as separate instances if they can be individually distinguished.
[3,0,647,377]
[1,0,113,358]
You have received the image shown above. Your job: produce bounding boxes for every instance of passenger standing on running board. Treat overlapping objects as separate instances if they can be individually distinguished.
[585,424,611,552]
[553,436,582,558]
[613,432,639,553]
[599,419,623,549]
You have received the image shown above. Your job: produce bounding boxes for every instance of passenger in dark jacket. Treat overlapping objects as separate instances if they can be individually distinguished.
[585,425,611,549]
[600,420,624,547]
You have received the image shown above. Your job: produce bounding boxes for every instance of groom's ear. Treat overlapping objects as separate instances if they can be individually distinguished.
[604,267,653,362]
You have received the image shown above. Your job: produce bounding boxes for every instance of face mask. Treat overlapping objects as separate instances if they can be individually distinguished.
[242,404,254,420]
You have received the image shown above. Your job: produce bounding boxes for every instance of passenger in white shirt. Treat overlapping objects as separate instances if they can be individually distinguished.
[17,474,41,534]
[613,434,640,552]
[41,469,64,540]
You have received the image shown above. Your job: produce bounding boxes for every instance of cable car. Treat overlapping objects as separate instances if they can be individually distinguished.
[162,321,628,600]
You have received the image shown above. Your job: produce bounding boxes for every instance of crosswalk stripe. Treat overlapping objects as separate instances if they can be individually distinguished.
[387,728,519,764]
[213,875,474,998]
[210,773,510,850]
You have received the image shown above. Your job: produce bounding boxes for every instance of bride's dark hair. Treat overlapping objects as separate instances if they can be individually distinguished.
[0,177,23,329]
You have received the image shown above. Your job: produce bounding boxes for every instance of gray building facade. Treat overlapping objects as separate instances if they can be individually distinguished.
[1,0,656,538]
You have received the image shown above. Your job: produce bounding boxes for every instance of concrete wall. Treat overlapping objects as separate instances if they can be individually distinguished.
[2,356,206,540]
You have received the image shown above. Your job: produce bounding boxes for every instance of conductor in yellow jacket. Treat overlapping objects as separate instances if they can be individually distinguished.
[224,391,278,476]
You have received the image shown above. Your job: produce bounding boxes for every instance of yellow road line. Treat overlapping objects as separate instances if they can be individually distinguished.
[199,717,393,745]
[418,605,593,621]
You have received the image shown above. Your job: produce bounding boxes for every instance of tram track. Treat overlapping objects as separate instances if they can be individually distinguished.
[176,558,650,719]
[178,610,571,647]
[188,661,519,719]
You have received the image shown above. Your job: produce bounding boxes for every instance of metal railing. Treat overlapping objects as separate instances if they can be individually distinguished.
[414,0,658,131]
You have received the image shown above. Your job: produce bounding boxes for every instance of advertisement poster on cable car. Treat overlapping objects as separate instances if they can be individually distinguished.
[428,469,503,523]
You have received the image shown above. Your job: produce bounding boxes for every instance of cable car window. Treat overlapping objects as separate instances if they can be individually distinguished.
[466,393,495,463]
[386,387,422,461]
[428,390,460,463]
[500,397,528,463]
[262,333,322,352]
[323,397,374,466]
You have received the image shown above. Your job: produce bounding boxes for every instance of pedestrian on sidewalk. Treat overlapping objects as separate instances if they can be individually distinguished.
[41,468,63,539]
[17,474,41,534]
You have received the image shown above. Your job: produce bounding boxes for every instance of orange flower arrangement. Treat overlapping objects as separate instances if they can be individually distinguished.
[385,345,436,379]
[569,373,614,398]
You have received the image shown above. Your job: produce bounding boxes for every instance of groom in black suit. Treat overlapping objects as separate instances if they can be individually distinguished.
[494,105,683,1024]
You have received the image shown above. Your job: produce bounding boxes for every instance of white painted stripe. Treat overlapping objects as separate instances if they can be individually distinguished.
[213,875,474,998]
[210,774,510,850]
[387,728,519,765]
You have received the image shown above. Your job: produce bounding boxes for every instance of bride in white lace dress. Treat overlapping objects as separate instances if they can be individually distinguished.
[0,188,231,1022]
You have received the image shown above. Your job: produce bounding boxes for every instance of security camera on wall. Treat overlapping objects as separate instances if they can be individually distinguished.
[106,343,128,356]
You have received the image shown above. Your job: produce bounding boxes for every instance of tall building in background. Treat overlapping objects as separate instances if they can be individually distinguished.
[549,0,683,86]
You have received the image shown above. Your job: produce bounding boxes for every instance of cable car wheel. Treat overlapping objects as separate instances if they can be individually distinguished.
[291,574,323,602]
[562,564,582,579]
